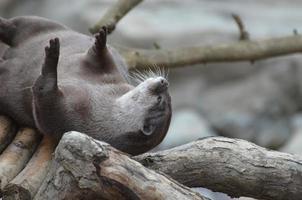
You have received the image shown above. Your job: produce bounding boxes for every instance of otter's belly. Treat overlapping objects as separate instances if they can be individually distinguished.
[0,57,39,127]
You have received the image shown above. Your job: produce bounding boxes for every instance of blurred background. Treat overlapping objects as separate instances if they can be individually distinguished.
[1,0,302,199]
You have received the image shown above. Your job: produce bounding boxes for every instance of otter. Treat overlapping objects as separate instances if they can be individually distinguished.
[0,16,171,155]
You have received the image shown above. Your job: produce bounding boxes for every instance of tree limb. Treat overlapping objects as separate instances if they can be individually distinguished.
[0,128,41,190]
[118,35,302,69]
[90,0,302,70]
[3,135,57,199]
[134,137,302,200]
[34,131,207,200]
[0,116,17,153]
[89,0,143,34]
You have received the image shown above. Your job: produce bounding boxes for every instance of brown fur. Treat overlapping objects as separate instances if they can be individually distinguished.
[0,16,171,155]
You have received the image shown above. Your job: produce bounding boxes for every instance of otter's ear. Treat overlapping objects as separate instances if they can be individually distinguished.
[89,26,108,55]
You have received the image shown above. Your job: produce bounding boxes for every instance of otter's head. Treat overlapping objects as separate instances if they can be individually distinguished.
[113,75,171,155]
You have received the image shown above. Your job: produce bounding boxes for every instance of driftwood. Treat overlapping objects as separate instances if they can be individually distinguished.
[0,128,40,190]
[135,137,302,200]
[0,118,301,199]
[3,136,57,199]
[34,131,207,200]
[0,116,17,153]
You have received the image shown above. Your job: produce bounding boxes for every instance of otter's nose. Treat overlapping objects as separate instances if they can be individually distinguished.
[149,77,169,93]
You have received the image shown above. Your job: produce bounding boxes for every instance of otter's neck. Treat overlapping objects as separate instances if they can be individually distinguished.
[110,131,160,155]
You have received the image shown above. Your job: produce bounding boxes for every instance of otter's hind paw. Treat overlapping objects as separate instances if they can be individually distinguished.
[32,38,60,95]
[94,26,107,51]
[42,38,60,76]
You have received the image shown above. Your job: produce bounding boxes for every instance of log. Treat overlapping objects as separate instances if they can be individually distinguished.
[3,135,57,200]
[34,131,207,200]
[0,128,41,191]
[134,137,302,200]
[0,115,17,153]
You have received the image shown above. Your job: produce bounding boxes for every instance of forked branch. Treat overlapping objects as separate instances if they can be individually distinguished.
[118,35,302,69]
[91,0,302,70]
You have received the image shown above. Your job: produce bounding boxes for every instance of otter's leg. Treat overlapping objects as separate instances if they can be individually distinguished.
[0,17,16,46]
[86,26,119,73]
[32,38,64,138]
[32,38,60,95]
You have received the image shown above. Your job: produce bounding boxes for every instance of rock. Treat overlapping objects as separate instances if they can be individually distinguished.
[199,59,299,148]
[156,109,216,150]
[193,187,257,200]
[280,114,302,154]
[193,187,231,200]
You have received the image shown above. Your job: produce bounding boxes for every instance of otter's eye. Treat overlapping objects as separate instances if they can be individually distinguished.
[142,124,154,136]
[157,95,162,103]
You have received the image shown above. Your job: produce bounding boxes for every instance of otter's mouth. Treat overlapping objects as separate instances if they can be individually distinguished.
[141,92,170,136]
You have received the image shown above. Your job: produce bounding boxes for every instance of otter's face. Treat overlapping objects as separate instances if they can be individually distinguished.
[115,76,171,138]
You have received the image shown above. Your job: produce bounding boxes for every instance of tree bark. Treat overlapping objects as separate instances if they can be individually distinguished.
[1,117,301,200]
[0,116,17,153]
[134,137,302,200]
[0,128,41,190]
[3,136,57,200]
[34,131,207,200]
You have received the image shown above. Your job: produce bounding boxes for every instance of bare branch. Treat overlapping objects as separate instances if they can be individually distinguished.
[0,128,41,190]
[90,0,143,34]
[35,132,207,200]
[3,136,57,199]
[118,35,302,69]
[232,13,250,40]
[134,137,302,200]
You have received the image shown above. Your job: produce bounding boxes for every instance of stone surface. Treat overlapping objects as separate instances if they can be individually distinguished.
[280,114,302,154]
[199,58,299,148]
